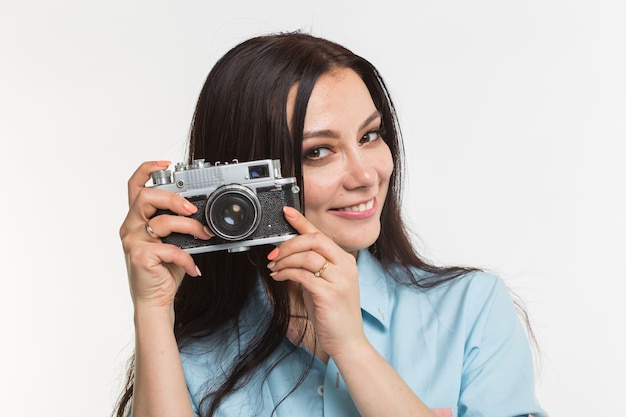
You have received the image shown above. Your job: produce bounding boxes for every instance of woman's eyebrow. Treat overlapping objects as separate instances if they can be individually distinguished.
[360,110,382,130]
[302,128,336,140]
[302,110,381,140]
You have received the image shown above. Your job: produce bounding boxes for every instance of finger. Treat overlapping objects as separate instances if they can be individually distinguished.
[151,244,202,278]
[127,160,171,206]
[120,188,198,242]
[279,205,353,263]
[126,242,200,279]
[147,214,213,240]
[267,251,327,276]
[130,187,199,221]
[269,265,328,284]
[282,205,318,234]
[268,230,341,268]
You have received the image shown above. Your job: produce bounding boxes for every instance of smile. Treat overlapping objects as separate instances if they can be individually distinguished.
[336,198,375,213]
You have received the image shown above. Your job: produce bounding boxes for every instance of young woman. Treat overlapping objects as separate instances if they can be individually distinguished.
[116,32,547,417]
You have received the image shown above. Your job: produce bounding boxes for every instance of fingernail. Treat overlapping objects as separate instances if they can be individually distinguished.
[157,160,171,167]
[184,201,198,213]
[267,247,279,260]
[195,265,202,277]
[203,226,213,237]
[283,206,299,219]
[267,261,276,269]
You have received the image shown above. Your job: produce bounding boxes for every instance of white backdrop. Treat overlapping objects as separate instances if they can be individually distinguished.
[1,1,624,416]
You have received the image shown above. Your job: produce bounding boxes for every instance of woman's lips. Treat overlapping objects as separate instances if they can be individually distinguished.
[330,198,377,218]
[335,198,375,213]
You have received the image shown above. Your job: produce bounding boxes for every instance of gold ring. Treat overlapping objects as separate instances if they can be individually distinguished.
[314,261,329,278]
[146,222,160,239]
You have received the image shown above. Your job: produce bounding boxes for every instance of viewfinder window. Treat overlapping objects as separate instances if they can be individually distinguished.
[248,164,270,179]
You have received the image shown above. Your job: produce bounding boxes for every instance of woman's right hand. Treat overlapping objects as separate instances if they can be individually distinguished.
[119,161,213,311]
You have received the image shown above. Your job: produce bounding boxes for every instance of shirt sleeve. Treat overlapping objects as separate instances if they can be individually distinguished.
[458,274,548,417]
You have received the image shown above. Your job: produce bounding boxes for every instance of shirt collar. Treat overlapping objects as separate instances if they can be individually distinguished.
[357,249,393,330]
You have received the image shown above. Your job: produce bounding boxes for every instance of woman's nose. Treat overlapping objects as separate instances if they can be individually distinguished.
[343,150,377,190]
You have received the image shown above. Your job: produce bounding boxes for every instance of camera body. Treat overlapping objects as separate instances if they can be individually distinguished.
[149,158,300,254]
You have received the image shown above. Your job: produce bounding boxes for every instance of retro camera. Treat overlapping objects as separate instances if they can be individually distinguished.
[149,158,301,253]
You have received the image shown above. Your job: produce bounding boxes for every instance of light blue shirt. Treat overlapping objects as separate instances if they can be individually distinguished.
[180,249,548,417]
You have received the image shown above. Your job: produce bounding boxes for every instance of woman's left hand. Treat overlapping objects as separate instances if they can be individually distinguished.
[269,206,438,417]
[266,206,366,358]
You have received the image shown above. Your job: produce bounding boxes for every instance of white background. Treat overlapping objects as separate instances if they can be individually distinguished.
[1,1,624,416]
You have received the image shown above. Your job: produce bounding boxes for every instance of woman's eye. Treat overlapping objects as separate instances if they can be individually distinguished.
[360,129,384,144]
[303,146,331,161]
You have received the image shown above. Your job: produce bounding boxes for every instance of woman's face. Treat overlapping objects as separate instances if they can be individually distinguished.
[287,68,394,254]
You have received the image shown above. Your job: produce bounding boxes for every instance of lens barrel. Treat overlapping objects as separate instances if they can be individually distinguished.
[205,185,261,240]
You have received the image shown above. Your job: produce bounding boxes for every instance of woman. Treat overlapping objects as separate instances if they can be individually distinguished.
[116,32,547,417]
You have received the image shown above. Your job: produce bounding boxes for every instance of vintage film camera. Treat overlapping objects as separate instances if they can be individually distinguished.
[149,158,301,253]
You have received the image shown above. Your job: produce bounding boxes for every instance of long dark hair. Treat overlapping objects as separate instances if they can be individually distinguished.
[114,32,476,417]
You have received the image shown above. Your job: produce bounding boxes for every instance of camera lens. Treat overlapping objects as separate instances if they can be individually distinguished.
[205,185,261,240]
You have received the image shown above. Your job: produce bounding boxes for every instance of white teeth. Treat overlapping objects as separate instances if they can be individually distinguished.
[338,199,374,212]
